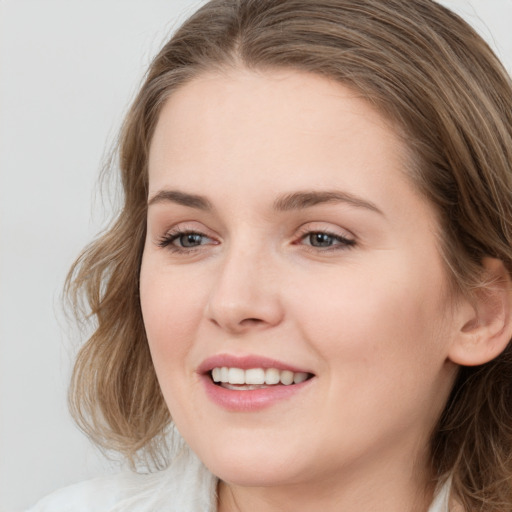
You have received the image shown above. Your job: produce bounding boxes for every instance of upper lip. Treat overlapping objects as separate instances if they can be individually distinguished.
[197,354,313,375]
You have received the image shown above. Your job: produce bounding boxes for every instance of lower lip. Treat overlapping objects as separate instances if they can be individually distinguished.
[201,374,313,412]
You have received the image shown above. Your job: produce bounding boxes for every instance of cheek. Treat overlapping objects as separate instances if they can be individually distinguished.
[139,257,208,375]
[295,253,451,382]
[287,258,454,450]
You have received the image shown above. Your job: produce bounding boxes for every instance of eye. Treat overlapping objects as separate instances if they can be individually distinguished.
[158,229,217,252]
[175,232,207,248]
[299,230,355,250]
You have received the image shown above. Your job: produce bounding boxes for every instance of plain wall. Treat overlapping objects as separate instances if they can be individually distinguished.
[1,1,511,510]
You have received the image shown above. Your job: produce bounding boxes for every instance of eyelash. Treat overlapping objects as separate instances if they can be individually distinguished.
[157,227,215,253]
[157,227,356,254]
[297,229,356,251]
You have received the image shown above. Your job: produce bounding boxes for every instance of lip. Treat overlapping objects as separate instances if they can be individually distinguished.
[197,354,315,412]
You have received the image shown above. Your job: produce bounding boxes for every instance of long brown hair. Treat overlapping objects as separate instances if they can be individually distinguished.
[67,1,512,509]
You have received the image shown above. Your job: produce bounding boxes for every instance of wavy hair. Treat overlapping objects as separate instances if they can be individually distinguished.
[66,1,512,509]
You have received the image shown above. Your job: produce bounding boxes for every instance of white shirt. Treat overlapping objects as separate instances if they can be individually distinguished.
[27,446,451,512]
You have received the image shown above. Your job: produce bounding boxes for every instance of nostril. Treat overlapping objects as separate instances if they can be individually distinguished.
[241,318,264,325]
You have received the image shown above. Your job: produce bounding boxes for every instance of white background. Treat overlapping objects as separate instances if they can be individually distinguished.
[1,1,511,510]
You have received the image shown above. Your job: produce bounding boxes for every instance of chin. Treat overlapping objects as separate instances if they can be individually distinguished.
[187,432,310,487]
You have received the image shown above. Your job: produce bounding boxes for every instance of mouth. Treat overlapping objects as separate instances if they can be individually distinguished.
[198,354,315,410]
[210,366,314,390]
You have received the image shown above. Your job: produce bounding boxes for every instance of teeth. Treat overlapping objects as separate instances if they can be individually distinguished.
[293,372,309,384]
[210,367,311,386]
[265,368,280,385]
[280,370,294,385]
[228,367,245,384]
[245,368,265,384]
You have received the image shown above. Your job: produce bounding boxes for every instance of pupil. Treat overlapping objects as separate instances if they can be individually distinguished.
[181,233,202,247]
[311,233,333,247]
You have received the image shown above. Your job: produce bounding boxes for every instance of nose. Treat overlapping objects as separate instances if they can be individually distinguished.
[205,244,284,334]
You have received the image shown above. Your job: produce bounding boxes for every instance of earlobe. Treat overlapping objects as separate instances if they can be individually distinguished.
[448,258,512,367]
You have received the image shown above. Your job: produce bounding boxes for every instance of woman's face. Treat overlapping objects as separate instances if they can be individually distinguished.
[140,69,460,489]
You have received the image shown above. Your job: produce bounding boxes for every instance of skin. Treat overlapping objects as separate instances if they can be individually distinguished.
[139,68,467,512]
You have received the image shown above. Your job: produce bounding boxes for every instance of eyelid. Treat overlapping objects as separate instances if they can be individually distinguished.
[156,222,219,252]
[293,223,357,251]
[295,222,355,240]
[158,230,212,248]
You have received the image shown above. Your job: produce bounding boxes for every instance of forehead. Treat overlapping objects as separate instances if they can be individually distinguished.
[147,68,416,213]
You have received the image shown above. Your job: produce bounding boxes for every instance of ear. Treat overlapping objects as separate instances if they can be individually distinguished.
[448,258,512,366]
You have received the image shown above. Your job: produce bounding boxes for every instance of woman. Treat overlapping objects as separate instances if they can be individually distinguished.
[29,0,512,511]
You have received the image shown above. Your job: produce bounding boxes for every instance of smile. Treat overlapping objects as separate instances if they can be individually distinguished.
[211,367,310,388]
[199,355,315,411]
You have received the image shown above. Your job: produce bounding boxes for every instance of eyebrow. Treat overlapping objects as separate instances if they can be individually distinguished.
[148,190,213,210]
[273,191,383,215]
[148,188,383,215]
